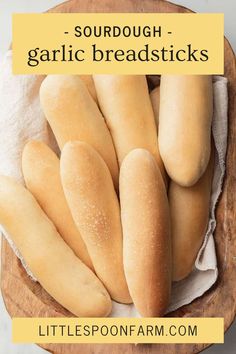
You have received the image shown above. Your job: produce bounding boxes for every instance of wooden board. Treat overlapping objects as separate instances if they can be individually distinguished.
[1,0,236,353]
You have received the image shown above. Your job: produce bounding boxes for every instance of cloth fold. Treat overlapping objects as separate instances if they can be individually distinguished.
[0,51,228,315]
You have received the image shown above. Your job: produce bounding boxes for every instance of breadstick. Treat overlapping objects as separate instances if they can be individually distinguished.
[60,141,131,304]
[93,75,166,182]
[150,85,169,186]
[169,147,215,281]
[150,86,160,127]
[0,175,111,317]
[40,75,118,189]
[159,75,213,186]
[120,149,171,317]
[80,75,97,102]
[22,140,93,270]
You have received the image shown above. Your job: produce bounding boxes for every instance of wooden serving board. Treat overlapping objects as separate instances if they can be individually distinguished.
[1,1,236,353]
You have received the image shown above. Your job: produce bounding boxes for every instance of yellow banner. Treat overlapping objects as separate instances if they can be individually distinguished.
[12,13,224,75]
[12,317,224,344]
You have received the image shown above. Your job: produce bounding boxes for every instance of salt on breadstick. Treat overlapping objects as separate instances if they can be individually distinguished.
[93,75,166,183]
[159,75,213,186]
[169,147,215,281]
[22,140,93,270]
[61,141,132,304]
[120,149,171,316]
[40,75,118,189]
[0,175,111,317]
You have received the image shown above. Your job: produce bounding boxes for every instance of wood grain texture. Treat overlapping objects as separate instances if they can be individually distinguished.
[1,0,236,353]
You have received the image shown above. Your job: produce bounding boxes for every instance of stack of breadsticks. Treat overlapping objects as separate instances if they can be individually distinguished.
[0,74,214,317]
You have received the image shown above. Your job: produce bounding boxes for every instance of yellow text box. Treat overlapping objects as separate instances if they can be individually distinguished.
[12,13,224,75]
[12,317,224,344]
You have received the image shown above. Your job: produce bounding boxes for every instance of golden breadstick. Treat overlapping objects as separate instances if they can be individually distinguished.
[61,141,131,304]
[159,75,213,186]
[150,85,160,128]
[80,75,97,102]
[169,148,215,281]
[40,75,118,189]
[93,75,166,182]
[22,140,93,270]
[120,149,171,316]
[0,175,111,317]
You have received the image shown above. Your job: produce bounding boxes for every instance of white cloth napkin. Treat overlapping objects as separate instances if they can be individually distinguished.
[0,51,228,316]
